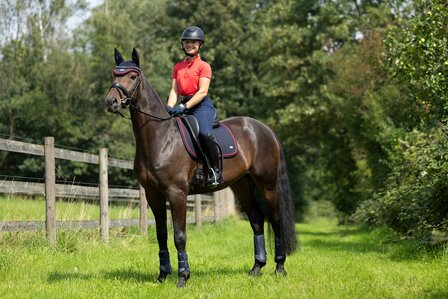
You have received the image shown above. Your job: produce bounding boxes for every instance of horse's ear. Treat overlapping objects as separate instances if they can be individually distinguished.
[114,48,124,65]
[132,48,140,68]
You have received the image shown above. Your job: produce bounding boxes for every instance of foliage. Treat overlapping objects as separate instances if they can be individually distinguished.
[385,0,448,123]
[1,0,447,243]
[353,127,448,241]
[352,0,448,241]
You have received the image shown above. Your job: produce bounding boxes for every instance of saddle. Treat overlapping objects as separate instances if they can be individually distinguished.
[175,115,238,189]
[176,116,238,160]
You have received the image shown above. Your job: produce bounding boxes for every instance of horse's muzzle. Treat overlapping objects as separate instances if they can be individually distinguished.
[105,96,121,113]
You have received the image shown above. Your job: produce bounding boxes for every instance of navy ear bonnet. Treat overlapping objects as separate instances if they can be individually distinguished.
[114,61,142,76]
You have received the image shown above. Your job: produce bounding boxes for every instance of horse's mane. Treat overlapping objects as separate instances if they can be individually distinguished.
[140,75,167,109]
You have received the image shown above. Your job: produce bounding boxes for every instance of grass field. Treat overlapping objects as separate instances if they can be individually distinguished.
[0,195,141,221]
[1,197,447,298]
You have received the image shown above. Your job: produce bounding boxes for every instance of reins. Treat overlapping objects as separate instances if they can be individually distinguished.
[129,103,172,121]
[109,75,172,121]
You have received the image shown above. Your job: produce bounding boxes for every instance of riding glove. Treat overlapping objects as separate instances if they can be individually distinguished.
[169,104,187,116]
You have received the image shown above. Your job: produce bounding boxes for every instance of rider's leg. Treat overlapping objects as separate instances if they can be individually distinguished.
[189,101,223,187]
[201,132,223,187]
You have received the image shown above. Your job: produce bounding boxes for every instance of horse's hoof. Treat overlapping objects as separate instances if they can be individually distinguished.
[275,265,287,276]
[176,271,190,288]
[156,271,169,283]
[176,276,187,288]
[275,269,287,276]
[249,270,262,276]
[249,265,262,276]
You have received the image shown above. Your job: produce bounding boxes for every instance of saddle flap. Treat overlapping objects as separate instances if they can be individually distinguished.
[175,117,238,160]
[181,115,200,138]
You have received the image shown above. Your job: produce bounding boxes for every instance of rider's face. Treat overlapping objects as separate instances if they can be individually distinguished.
[182,40,201,55]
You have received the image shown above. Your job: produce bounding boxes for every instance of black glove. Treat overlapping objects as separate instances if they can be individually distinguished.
[168,103,187,116]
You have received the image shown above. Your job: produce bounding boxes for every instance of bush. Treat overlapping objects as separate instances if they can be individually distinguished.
[352,129,448,244]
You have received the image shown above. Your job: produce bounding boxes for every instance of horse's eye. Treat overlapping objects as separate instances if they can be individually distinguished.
[130,75,137,80]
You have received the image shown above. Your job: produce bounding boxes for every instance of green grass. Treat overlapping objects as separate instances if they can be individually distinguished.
[0,195,141,221]
[1,222,447,298]
[0,195,206,223]
[1,198,447,298]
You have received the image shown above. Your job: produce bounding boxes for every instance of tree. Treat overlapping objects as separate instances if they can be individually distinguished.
[353,0,448,239]
[385,0,448,124]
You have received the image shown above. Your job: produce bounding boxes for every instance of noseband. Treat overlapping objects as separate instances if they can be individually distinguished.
[109,75,142,108]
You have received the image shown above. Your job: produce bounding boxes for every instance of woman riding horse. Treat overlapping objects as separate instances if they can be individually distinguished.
[105,45,298,288]
[167,26,222,187]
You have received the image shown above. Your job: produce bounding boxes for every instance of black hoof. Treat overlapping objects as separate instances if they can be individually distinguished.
[249,264,263,276]
[275,264,287,276]
[157,271,170,283]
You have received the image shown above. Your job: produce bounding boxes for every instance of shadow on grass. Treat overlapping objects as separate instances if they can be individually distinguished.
[48,272,95,283]
[48,266,247,285]
[419,289,448,299]
[303,228,438,261]
[103,269,152,282]
[306,239,386,255]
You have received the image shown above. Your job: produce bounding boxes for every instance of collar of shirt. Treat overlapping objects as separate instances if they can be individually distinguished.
[183,54,201,66]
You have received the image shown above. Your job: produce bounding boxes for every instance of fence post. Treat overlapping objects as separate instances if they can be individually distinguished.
[139,185,148,236]
[194,194,202,227]
[224,188,235,217]
[99,148,109,242]
[214,191,221,222]
[44,137,56,245]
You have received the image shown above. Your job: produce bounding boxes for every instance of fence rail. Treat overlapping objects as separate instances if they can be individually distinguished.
[0,137,235,244]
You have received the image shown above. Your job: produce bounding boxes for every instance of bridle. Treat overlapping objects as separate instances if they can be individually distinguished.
[109,77,141,109]
[109,67,171,121]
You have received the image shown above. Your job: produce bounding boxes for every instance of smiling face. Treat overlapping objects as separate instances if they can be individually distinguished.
[182,39,201,56]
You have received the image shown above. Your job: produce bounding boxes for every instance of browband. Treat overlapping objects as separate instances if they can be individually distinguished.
[113,66,142,76]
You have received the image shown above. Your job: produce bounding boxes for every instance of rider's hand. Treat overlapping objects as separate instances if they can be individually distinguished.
[168,104,187,116]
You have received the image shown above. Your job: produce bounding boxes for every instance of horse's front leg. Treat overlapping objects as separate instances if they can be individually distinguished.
[168,190,190,288]
[147,191,172,282]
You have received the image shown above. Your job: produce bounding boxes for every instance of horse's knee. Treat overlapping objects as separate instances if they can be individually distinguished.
[173,231,186,247]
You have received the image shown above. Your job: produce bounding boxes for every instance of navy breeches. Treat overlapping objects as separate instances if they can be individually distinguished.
[185,97,216,140]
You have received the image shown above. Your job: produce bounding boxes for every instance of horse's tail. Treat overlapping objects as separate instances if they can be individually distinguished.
[277,142,299,255]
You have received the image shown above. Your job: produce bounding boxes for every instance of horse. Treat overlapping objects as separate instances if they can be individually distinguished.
[105,48,298,288]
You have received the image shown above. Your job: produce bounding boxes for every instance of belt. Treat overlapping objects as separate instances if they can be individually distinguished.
[181,95,194,104]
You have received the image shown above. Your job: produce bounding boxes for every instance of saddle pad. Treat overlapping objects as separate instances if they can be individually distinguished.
[176,117,238,160]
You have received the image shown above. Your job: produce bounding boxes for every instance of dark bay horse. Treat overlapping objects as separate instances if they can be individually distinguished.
[105,48,297,287]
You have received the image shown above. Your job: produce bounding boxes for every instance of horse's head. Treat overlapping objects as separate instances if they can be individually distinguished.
[105,48,142,114]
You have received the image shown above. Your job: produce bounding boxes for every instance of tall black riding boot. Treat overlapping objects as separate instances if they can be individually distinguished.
[203,132,223,188]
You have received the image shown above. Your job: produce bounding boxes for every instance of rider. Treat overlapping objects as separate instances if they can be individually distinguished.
[167,26,223,187]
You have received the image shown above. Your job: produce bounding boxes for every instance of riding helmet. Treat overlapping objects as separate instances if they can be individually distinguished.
[181,26,205,44]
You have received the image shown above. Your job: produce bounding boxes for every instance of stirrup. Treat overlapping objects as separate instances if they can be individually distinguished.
[207,168,222,188]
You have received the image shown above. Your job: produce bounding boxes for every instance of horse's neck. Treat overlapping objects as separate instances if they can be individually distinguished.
[137,78,168,116]
[131,78,173,145]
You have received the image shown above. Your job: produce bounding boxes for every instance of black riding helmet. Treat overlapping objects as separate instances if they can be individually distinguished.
[181,26,205,57]
[181,26,205,44]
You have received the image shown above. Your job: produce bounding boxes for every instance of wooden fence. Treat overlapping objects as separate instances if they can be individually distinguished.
[0,137,235,244]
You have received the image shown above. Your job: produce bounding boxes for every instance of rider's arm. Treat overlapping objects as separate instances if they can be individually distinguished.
[167,78,178,108]
[184,77,211,109]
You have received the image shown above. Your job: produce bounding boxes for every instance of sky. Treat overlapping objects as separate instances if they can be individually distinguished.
[66,0,103,30]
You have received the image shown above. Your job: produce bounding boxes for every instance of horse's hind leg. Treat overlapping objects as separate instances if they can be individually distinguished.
[258,183,287,275]
[231,176,266,276]
[267,197,287,275]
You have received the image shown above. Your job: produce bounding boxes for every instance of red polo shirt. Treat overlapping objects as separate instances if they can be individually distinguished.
[172,55,212,96]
